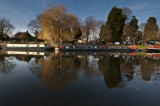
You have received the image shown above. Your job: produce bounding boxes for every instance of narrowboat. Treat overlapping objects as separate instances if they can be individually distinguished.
[7,51,45,56]
[59,45,135,52]
[147,45,160,52]
[3,44,49,51]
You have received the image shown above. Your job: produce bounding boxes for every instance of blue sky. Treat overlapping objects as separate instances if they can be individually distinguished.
[0,0,160,34]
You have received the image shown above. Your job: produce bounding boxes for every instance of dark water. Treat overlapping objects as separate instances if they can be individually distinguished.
[0,52,160,106]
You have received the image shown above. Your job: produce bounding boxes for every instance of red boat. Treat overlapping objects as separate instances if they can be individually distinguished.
[147,45,160,52]
[147,45,160,50]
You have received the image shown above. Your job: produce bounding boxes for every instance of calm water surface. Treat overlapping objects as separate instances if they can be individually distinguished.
[0,52,160,106]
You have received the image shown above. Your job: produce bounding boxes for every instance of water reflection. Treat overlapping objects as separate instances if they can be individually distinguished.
[38,55,80,90]
[1,51,160,89]
[27,52,160,90]
[0,55,15,74]
[99,56,123,89]
[1,51,160,105]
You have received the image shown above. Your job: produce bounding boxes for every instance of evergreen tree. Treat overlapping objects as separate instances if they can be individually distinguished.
[106,6,127,42]
[25,31,35,41]
[99,25,105,41]
[147,17,157,24]
[129,16,138,29]
[144,17,158,41]
[99,24,112,41]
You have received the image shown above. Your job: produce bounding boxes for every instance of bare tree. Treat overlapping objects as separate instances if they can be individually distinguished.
[122,7,132,23]
[92,20,104,42]
[28,16,41,37]
[83,16,95,43]
[139,23,146,31]
[0,17,15,38]
[0,56,15,74]
[122,25,138,42]
[139,23,146,45]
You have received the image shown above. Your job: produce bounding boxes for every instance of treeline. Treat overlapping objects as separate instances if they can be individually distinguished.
[28,4,103,44]
[0,17,37,41]
[0,3,160,44]
[99,6,159,44]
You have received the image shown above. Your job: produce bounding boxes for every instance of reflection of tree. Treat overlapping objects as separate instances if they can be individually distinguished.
[29,58,42,77]
[28,53,160,90]
[120,57,136,81]
[140,59,160,81]
[120,56,160,81]
[38,55,81,90]
[15,55,38,63]
[0,55,15,74]
[98,56,122,89]
[81,55,101,78]
[73,57,81,70]
[32,54,103,90]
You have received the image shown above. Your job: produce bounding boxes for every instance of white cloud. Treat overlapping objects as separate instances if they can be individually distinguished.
[129,2,150,11]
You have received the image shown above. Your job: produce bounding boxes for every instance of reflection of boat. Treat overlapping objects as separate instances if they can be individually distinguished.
[58,51,133,56]
[7,51,45,56]
[3,44,49,51]
[128,52,136,56]
[59,45,135,52]
[147,45,160,52]
[146,53,160,59]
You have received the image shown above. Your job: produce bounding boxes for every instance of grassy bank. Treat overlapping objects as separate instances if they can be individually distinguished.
[135,52,146,56]
[129,45,147,49]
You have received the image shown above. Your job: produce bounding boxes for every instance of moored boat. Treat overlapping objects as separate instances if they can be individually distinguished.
[59,45,136,52]
[2,43,49,51]
[147,45,160,52]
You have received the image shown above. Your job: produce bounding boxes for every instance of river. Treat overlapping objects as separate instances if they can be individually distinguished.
[0,51,160,106]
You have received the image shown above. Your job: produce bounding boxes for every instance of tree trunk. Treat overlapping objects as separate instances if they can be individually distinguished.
[142,33,144,45]
[86,34,89,44]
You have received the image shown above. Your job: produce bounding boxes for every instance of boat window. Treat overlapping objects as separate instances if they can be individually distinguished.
[69,46,73,48]
[75,46,79,49]
[66,46,69,49]
[89,46,93,49]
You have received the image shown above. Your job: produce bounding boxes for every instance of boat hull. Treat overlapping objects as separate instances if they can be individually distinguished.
[59,45,135,52]
[3,47,48,51]
[60,48,134,52]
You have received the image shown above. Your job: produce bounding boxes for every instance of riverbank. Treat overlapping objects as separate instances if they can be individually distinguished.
[0,43,156,53]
